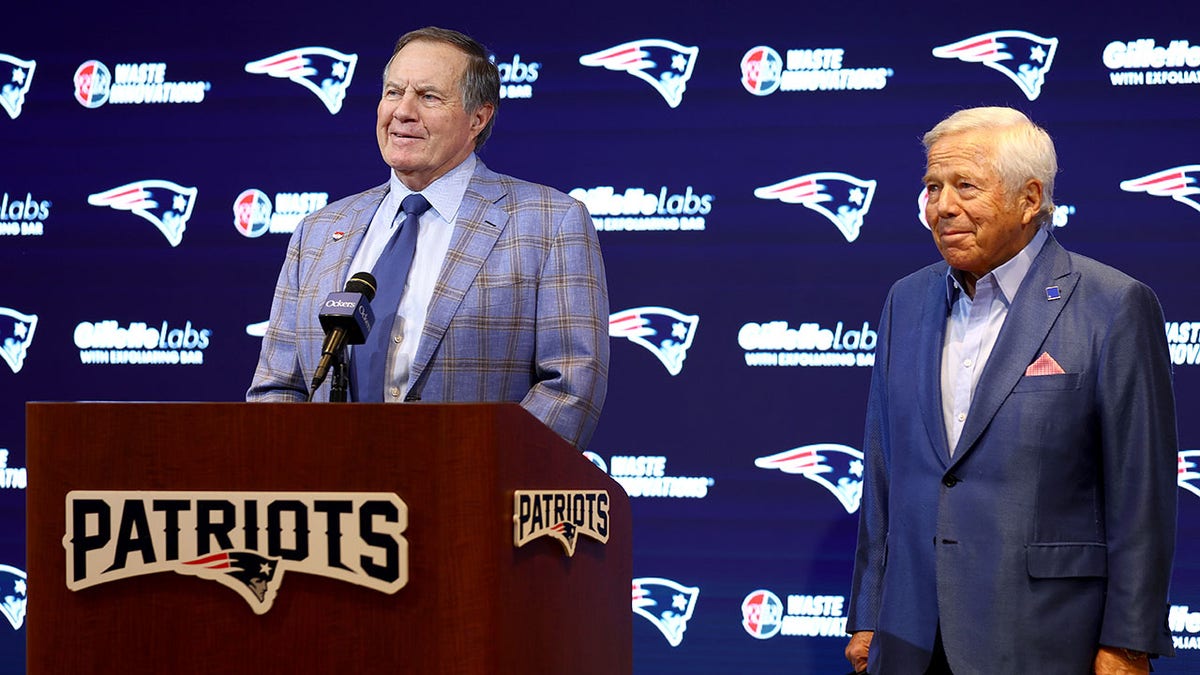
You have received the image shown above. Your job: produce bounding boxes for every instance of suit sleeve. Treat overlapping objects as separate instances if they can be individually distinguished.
[1096,280,1177,656]
[847,286,895,633]
[519,198,610,448]
[246,225,310,402]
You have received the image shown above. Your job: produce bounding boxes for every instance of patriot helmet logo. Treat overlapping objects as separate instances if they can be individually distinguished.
[0,54,36,119]
[741,588,783,639]
[632,577,700,647]
[1179,450,1200,499]
[1120,165,1200,214]
[755,443,865,514]
[755,172,877,242]
[0,564,26,631]
[0,307,38,374]
[87,180,198,247]
[181,551,282,608]
[932,30,1059,101]
[579,39,699,108]
[609,306,699,376]
[245,47,358,114]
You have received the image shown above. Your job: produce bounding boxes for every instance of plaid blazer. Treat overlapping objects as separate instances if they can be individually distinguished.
[248,159,609,448]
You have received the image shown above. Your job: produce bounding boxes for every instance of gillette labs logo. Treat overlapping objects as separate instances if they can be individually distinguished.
[75,320,212,366]
[740,320,876,368]
[492,54,540,99]
[1106,39,1200,86]
[0,192,51,237]
[570,185,712,231]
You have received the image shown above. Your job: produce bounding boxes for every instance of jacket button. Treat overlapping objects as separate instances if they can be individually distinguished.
[942,474,960,487]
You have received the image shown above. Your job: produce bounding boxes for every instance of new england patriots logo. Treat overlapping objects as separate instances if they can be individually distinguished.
[755,443,864,514]
[245,47,358,114]
[1179,450,1200,499]
[181,550,282,613]
[932,30,1058,101]
[0,564,26,631]
[0,54,35,120]
[609,306,699,376]
[0,307,37,374]
[632,577,699,647]
[755,172,877,242]
[579,39,698,108]
[1120,166,1200,214]
[87,180,197,247]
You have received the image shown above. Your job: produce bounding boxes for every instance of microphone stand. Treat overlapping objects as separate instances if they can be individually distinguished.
[329,350,350,402]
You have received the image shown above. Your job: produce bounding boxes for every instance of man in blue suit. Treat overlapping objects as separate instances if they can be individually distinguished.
[845,107,1177,674]
[248,27,608,448]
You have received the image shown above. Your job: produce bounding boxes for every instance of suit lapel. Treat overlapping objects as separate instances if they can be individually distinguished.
[950,235,1078,463]
[408,162,510,389]
[917,266,952,468]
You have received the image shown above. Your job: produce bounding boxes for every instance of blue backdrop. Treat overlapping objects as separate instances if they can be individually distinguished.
[4,2,1200,672]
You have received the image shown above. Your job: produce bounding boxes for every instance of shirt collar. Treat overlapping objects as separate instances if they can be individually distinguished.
[944,227,1050,307]
[384,153,477,224]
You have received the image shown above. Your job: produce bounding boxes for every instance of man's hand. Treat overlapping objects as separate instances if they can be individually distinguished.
[845,630,873,673]
[1094,645,1149,674]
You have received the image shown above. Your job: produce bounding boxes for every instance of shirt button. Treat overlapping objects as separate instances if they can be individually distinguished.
[963,359,973,367]
[956,412,966,422]
[393,335,402,344]
[389,386,400,398]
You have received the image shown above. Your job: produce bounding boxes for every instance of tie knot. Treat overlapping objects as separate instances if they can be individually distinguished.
[401,193,431,217]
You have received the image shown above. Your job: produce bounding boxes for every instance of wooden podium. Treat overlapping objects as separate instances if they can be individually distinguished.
[26,402,631,674]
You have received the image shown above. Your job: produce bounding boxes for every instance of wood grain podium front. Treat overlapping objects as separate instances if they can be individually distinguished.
[26,402,631,674]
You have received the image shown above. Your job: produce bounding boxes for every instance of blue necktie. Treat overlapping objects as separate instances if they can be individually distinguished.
[352,193,431,402]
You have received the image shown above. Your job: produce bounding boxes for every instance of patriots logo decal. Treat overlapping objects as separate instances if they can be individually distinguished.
[87,180,198,247]
[1179,450,1200,499]
[609,306,699,376]
[755,172,877,242]
[1120,165,1200,214]
[0,54,36,120]
[755,443,864,514]
[0,307,38,374]
[245,47,358,114]
[0,564,26,631]
[579,39,698,108]
[932,30,1058,101]
[182,550,283,609]
[632,577,699,647]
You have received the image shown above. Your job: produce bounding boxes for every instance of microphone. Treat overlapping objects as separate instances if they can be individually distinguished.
[310,272,377,396]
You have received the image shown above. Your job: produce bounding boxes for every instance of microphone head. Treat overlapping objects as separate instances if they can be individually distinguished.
[345,272,377,301]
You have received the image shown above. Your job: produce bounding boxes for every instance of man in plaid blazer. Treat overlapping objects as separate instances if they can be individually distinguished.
[248,27,608,448]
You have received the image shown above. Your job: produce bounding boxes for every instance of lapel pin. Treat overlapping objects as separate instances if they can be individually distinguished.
[1045,286,1061,301]
[331,231,346,241]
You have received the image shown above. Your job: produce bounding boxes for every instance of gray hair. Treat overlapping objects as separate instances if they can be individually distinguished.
[923,107,1057,228]
[384,27,501,149]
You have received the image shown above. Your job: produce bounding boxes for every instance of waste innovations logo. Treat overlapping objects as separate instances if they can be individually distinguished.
[740,45,894,96]
[740,320,876,368]
[1106,39,1200,86]
[0,564,25,631]
[233,189,329,237]
[932,30,1058,101]
[742,589,849,640]
[0,191,51,237]
[75,319,212,366]
[0,53,35,119]
[755,444,863,513]
[755,172,877,242]
[244,47,357,114]
[609,306,699,376]
[1120,166,1200,214]
[88,180,198,247]
[0,448,25,491]
[491,53,540,99]
[72,60,209,108]
[633,577,699,647]
[0,306,37,374]
[65,490,407,614]
[1166,322,1200,366]
[579,38,698,108]
[583,452,714,499]
[569,185,712,232]
[917,187,1075,230]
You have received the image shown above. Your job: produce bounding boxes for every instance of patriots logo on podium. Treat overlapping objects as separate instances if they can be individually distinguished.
[932,30,1058,101]
[755,172,877,242]
[1179,450,1200,499]
[181,550,283,610]
[0,307,38,374]
[632,577,699,647]
[0,54,36,120]
[1120,165,1200,214]
[579,39,698,108]
[0,564,26,631]
[609,306,699,376]
[87,179,198,247]
[755,443,864,514]
[245,47,358,114]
